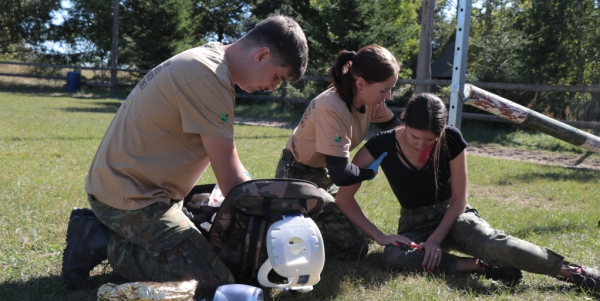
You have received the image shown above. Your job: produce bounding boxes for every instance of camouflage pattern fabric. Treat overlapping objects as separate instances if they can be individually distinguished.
[88,195,235,298]
[381,202,565,276]
[275,149,368,260]
[208,179,325,284]
[316,195,369,260]
[275,148,339,196]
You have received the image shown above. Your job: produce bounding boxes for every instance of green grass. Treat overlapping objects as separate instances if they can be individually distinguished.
[461,119,600,156]
[234,99,307,123]
[1,91,599,300]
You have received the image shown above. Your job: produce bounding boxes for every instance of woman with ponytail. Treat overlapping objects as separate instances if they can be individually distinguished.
[334,93,600,292]
[274,44,402,259]
[275,44,401,194]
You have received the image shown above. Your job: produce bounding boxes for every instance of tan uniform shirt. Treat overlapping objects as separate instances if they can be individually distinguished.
[285,88,394,168]
[85,42,235,210]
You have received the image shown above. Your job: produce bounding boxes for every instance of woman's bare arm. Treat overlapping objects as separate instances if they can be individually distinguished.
[420,149,468,271]
[335,147,417,248]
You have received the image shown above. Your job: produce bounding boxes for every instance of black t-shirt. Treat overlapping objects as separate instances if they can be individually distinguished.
[365,126,467,209]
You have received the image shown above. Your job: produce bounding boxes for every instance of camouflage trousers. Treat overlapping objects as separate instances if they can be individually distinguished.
[275,148,368,260]
[382,201,564,276]
[88,195,235,297]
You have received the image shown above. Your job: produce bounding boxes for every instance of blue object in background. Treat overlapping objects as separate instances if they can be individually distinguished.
[66,71,81,92]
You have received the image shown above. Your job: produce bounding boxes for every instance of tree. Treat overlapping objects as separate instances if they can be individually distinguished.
[462,1,534,115]
[0,0,62,56]
[120,0,194,69]
[514,0,600,120]
[61,0,116,64]
[191,0,250,44]
[469,1,529,84]
[248,0,333,75]
[431,0,455,59]
[62,0,194,69]
[250,0,419,77]
[55,0,422,83]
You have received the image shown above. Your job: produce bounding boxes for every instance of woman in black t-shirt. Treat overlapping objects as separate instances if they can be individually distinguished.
[335,93,600,291]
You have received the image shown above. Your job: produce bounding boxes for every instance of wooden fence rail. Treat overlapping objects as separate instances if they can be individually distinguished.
[461,112,600,130]
[1,60,599,130]
[0,72,66,80]
[0,60,80,69]
[2,61,600,93]
[299,76,600,93]
[0,61,148,73]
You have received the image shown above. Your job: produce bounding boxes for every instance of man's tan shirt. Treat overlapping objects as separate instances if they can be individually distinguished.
[85,43,234,210]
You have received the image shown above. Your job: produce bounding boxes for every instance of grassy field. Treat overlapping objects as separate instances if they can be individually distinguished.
[0,90,599,300]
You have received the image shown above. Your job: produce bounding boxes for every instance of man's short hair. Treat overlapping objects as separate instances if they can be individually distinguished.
[242,16,308,82]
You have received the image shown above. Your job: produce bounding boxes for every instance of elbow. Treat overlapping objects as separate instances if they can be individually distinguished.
[329,173,346,186]
[450,198,467,211]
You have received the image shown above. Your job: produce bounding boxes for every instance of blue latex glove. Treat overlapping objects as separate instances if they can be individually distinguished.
[366,152,388,180]
[243,169,252,180]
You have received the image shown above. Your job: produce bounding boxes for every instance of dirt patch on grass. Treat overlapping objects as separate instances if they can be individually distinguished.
[467,144,600,171]
[235,117,296,129]
[469,185,545,207]
[235,117,600,171]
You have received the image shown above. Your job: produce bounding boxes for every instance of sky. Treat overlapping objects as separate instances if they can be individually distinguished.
[43,0,72,53]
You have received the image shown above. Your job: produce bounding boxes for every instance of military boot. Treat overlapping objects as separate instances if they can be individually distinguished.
[562,262,600,293]
[62,207,114,289]
[476,260,523,287]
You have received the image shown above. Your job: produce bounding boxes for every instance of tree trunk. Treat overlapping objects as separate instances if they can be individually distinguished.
[577,0,586,102]
[415,0,435,95]
[110,0,119,93]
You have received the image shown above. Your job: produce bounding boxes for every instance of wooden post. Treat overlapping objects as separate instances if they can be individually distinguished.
[110,0,119,93]
[279,82,288,113]
[415,0,435,94]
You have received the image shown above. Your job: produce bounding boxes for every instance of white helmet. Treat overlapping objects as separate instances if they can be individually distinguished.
[257,214,325,292]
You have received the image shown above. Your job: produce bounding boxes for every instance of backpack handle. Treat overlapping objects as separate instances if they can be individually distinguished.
[262,197,272,222]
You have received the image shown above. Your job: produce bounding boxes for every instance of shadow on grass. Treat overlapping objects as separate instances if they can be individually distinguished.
[0,83,130,99]
[573,151,594,167]
[394,262,590,298]
[441,273,520,296]
[265,251,586,300]
[1,257,593,300]
[0,268,118,301]
[267,251,397,300]
[509,221,582,238]
[268,250,597,300]
[2,136,100,142]
[495,168,599,185]
[235,119,298,130]
[442,273,582,297]
[60,100,121,114]
[236,134,291,140]
[461,120,518,145]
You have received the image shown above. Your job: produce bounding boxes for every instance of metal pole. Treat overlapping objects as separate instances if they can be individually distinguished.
[110,0,119,93]
[448,0,472,129]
